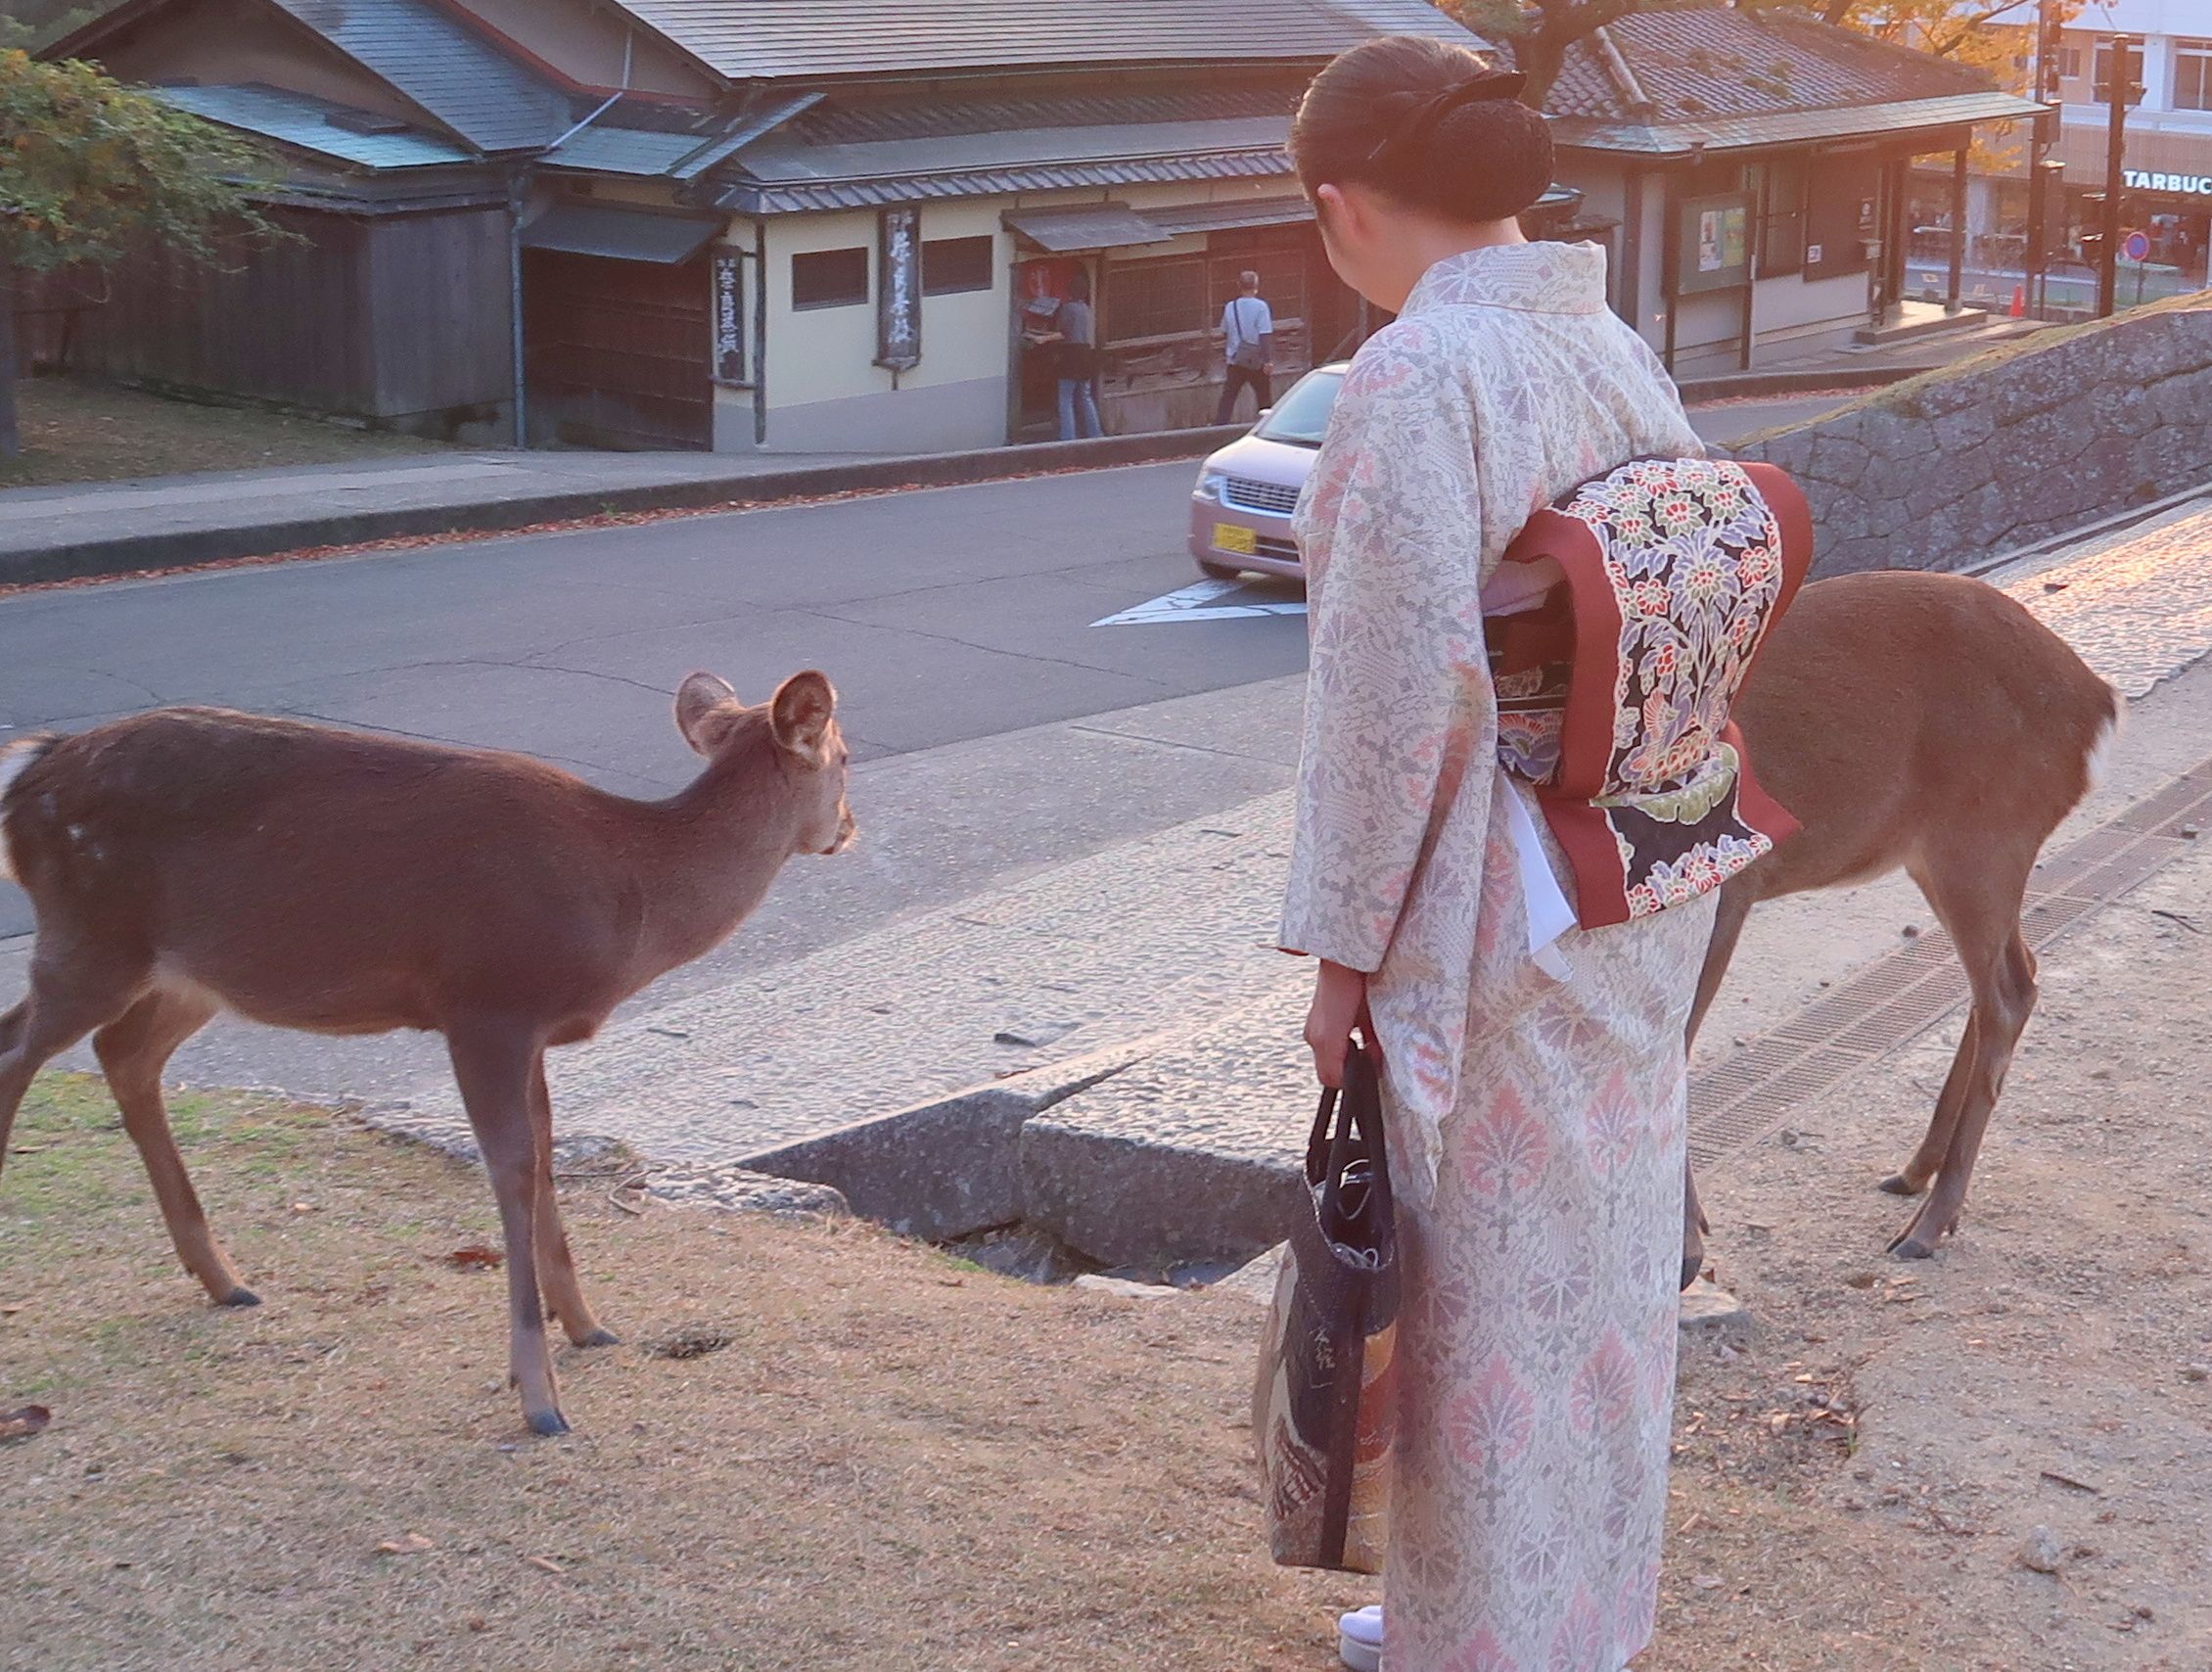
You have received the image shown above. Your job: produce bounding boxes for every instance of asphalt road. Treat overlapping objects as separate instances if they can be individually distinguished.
[0,391,1828,1100]
[0,458,1319,1098]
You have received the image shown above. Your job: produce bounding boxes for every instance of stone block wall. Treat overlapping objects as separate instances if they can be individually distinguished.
[1725,294,2212,577]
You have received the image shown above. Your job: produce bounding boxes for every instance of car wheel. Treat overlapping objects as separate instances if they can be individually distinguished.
[1197,557,1243,581]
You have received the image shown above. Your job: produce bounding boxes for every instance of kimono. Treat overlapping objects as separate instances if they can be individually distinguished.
[1280,243,1719,1672]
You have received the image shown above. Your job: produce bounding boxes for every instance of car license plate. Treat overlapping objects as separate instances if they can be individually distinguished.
[1213,523,1258,556]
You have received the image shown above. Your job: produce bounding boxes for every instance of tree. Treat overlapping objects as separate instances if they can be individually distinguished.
[1453,0,2075,112]
[1452,0,1646,109]
[0,49,283,456]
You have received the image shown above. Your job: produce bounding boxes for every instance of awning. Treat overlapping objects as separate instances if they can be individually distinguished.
[1145,196,1314,236]
[1003,203,1176,254]
[520,204,722,264]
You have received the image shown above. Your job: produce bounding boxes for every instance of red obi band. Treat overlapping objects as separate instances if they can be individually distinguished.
[1487,458,1814,929]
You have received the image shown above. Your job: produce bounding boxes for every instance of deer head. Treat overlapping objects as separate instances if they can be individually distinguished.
[675,670,854,856]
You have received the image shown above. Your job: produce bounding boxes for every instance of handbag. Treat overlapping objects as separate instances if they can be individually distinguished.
[1252,1044,1400,1574]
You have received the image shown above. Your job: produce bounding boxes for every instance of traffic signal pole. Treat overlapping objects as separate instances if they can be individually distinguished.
[2097,32,2132,318]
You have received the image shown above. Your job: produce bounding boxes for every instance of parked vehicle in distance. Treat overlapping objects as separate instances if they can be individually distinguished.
[1187,363,1345,581]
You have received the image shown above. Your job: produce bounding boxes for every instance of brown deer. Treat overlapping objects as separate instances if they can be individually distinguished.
[1681,571,2119,1286]
[0,671,853,1435]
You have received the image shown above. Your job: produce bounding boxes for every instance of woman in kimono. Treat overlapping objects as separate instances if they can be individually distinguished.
[1281,36,1718,1672]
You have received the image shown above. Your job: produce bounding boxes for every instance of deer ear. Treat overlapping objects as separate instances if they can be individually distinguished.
[674,672,742,757]
[770,670,836,764]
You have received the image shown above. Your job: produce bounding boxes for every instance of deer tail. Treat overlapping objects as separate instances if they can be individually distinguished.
[0,736,57,883]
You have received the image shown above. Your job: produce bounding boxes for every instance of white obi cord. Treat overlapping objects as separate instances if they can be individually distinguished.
[1481,558,1576,981]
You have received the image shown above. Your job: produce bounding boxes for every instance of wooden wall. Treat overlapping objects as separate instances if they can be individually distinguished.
[44,204,513,432]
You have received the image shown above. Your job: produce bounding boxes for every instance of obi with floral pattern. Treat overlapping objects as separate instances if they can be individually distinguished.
[1487,456,1814,927]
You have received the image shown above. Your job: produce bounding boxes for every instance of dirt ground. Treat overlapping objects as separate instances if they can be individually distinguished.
[0,377,445,488]
[0,850,2206,1671]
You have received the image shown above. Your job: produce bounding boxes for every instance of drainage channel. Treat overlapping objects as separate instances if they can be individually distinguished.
[1687,756,2210,1171]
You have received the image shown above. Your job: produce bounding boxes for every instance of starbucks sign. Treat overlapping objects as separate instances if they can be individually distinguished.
[2124,168,2212,197]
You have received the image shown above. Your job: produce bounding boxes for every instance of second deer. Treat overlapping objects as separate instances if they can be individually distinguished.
[1683,571,2119,1284]
[0,670,853,1435]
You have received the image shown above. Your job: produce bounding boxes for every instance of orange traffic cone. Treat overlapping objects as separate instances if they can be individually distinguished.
[2009,284,2026,318]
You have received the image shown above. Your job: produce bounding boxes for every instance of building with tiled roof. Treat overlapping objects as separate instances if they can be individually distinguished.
[42,0,2035,446]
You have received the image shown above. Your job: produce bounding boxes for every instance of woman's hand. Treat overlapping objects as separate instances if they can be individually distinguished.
[1304,959,1372,1089]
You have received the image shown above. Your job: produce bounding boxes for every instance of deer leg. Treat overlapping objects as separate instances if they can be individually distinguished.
[1884,849,2035,1256]
[1680,884,1756,1290]
[0,947,151,1179]
[448,1021,567,1437]
[529,1054,616,1349]
[1878,1011,1980,1198]
[94,991,244,1305]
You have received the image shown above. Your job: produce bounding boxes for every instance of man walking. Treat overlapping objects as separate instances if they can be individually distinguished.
[1215,270,1273,425]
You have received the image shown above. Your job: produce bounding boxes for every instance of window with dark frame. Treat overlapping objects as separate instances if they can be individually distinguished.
[921,235,995,296]
[791,246,869,309]
[2092,38,2144,105]
[2176,40,2212,112]
[1103,255,1208,343]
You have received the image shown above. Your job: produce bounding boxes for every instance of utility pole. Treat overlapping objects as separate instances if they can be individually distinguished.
[2025,0,2060,317]
[2097,32,2135,319]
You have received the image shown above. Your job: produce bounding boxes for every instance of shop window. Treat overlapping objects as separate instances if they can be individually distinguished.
[2093,38,2144,106]
[1104,254,1207,343]
[1755,157,1808,278]
[791,247,868,309]
[922,235,994,296]
[2176,40,2212,111]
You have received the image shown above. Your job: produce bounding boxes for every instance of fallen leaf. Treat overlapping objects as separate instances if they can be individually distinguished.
[375,1532,436,1555]
[524,1556,565,1575]
[1842,1272,1879,1290]
[441,1246,503,1272]
[0,1406,52,1443]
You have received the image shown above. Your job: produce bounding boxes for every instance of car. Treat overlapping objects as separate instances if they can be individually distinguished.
[1187,362,1345,581]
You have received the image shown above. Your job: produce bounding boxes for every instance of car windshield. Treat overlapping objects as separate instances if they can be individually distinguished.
[1254,368,1345,448]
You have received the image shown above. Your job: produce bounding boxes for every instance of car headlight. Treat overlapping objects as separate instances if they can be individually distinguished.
[1195,471,1228,502]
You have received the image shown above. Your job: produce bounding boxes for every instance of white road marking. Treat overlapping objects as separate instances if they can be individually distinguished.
[1092,578,1308,627]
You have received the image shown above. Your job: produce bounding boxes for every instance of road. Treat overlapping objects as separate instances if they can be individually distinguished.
[0,391,1836,1101]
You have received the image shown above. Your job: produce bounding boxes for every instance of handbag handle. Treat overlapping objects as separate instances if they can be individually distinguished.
[1308,1039,1394,1234]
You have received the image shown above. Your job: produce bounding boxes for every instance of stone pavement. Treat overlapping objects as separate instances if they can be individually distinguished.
[352,484,2212,1259]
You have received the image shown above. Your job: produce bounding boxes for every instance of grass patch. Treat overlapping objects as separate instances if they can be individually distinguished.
[0,1075,1928,1670]
[0,377,449,489]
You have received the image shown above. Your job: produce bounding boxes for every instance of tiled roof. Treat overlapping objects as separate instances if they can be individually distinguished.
[155,81,477,169]
[1546,8,2005,126]
[266,0,570,154]
[609,0,1482,80]
[1553,91,2047,157]
[790,81,1300,145]
[718,150,1296,214]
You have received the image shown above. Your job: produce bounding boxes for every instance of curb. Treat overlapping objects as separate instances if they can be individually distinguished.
[0,424,1249,589]
[1677,364,1933,403]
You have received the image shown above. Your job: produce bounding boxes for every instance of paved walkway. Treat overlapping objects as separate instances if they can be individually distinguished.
[352,486,2212,1254]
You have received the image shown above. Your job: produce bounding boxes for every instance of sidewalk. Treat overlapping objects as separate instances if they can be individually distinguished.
[348,486,2212,1255]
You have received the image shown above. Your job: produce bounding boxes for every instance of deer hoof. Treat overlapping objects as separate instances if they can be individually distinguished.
[579,1327,621,1349]
[1680,1252,1704,1292]
[1876,1172,1925,1197]
[527,1407,572,1438]
[1887,1231,1939,1260]
[218,1285,262,1308]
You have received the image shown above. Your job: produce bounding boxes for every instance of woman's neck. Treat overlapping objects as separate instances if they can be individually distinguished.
[1373,217,1528,313]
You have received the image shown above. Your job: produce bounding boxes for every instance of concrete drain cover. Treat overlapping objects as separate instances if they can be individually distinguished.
[1688,761,2209,1170]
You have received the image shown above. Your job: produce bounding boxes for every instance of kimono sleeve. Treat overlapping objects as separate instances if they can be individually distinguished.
[1280,329,1495,974]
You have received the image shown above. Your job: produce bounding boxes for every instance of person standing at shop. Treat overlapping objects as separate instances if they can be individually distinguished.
[1051,272,1104,441]
[1216,270,1274,424]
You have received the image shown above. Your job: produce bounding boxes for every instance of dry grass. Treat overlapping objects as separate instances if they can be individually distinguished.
[0,1077,1957,1672]
[0,377,446,489]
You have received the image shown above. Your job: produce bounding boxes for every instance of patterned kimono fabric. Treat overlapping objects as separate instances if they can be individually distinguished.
[1281,244,1773,1672]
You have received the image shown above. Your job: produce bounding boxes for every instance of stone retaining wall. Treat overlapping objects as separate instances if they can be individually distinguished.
[1725,294,2212,577]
